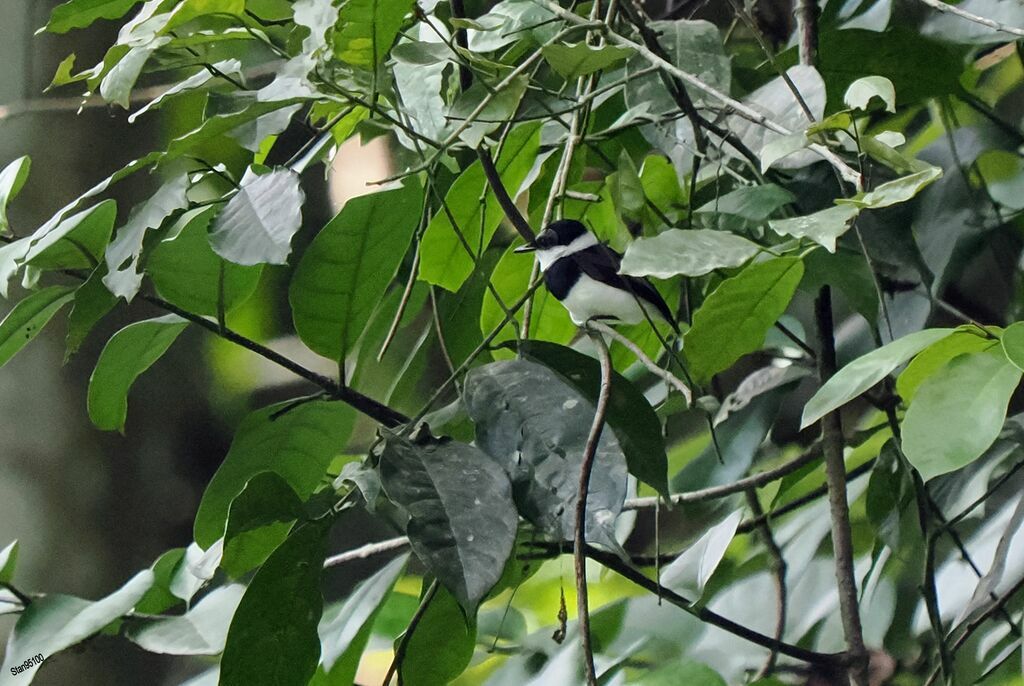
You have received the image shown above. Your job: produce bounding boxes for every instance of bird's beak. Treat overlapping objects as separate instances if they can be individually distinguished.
[513,244,536,253]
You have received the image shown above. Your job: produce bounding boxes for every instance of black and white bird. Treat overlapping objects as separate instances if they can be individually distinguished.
[514,219,679,332]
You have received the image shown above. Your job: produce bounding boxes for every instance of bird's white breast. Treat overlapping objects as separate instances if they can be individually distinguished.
[560,274,646,326]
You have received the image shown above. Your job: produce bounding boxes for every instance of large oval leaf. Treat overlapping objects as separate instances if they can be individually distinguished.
[463,359,629,548]
[193,400,355,548]
[290,180,423,363]
[220,520,330,686]
[209,168,304,266]
[684,257,804,382]
[400,585,476,686]
[87,314,188,432]
[512,340,669,496]
[619,229,762,279]
[801,328,956,429]
[902,350,1021,481]
[378,432,517,614]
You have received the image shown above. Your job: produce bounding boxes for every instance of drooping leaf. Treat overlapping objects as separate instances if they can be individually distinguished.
[87,314,188,432]
[902,350,1021,481]
[103,175,190,301]
[100,37,171,108]
[128,59,244,124]
[760,132,810,172]
[333,0,412,67]
[23,200,116,271]
[43,0,142,34]
[620,229,762,278]
[290,180,422,363]
[134,548,185,615]
[0,571,153,684]
[684,258,804,382]
[837,167,943,209]
[147,208,262,317]
[541,42,634,78]
[801,328,956,429]
[126,584,245,655]
[511,340,669,495]
[1001,321,1024,372]
[378,431,517,614]
[897,328,999,402]
[659,509,742,600]
[399,584,476,686]
[844,75,897,113]
[0,286,75,368]
[193,400,354,548]
[0,157,31,235]
[463,359,629,547]
[220,520,330,686]
[0,541,17,585]
[768,205,860,253]
[221,472,306,579]
[65,267,118,360]
[419,122,541,292]
[209,168,305,266]
[318,554,409,681]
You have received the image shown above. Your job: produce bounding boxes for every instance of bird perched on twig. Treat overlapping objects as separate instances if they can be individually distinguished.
[514,219,679,333]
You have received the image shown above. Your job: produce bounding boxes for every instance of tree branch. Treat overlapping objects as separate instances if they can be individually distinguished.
[574,328,613,685]
[589,321,692,404]
[915,0,1024,38]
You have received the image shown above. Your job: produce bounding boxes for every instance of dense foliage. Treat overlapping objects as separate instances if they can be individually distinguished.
[3,0,1024,684]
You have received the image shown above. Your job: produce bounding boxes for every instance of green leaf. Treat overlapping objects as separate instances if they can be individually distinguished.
[128,59,243,124]
[165,100,303,160]
[65,268,118,360]
[220,520,330,686]
[290,180,422,363]
[87,314,188,432]
[624,20,730,111]
[903,351,1022,481]
[512,340,669,495]
[837,167,943,209]
[620,229,762,279]
[768,205,860,253]
[100,37,171,108]
[419,122,541,292]
[24,199,117,270]
[844,76,896,113]
[134,548,185,615]
[448,76,529,148]
[659,510,742,600]
[333,0,412,67]
[193,400,354,548]
[897,328,999,403]
[0,541,17,585]
[684,258,804,382]
[0,570,153,684]
[0,157,31,235]
[760,132,810,173]
[463,359,628,547]
[480,244,575,357]
[221,472,305,579]
[209,168,305,266]
[801,328,956,429]
[635,660,727,686]
[147,208,262,317]
[318,554,408,681]
[695,184,795,224]
[399,585,475,686]
[378,432,517,614]
[1001,322,1024,372]
[541,42,634,78]
[43,0,142,34]
[126,584,244,655]
[103,175,190,301]
[0,286,75,368]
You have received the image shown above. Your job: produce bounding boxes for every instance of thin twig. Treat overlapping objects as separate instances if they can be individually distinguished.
[323,536,411,568]
[589,321,692,404]
[745,490,787,679]
[814,287,869,686]
[915,0,1024,37]
[382,580,440,686]
[574,328,613,686]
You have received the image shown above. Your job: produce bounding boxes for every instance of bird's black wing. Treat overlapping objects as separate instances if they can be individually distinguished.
[570,244,679,332]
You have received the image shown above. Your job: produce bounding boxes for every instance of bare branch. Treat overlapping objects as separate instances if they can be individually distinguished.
[915,0,1024,38]
[589,321,692,405]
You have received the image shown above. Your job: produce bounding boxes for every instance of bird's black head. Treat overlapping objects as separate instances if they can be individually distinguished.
[513,219,591,254]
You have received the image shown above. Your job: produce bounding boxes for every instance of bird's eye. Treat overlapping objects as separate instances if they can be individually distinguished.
[536,233,552,248]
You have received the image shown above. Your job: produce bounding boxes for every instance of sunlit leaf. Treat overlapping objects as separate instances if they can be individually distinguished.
[43,0,142,34]
[897,327,999,402]
[684,258,804,382]
[0,157,31,235]
[0,541,17,585]
[333,0,412,67]
[620,229,762,278]
[768,205,860,253]
[660,509,742,600]
[844,75,896,113]
[126,584,244,655]
[837,167,943,209]
[209,167,304,266]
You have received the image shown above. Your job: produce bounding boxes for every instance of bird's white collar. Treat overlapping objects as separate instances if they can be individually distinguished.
[535,231,599,271]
